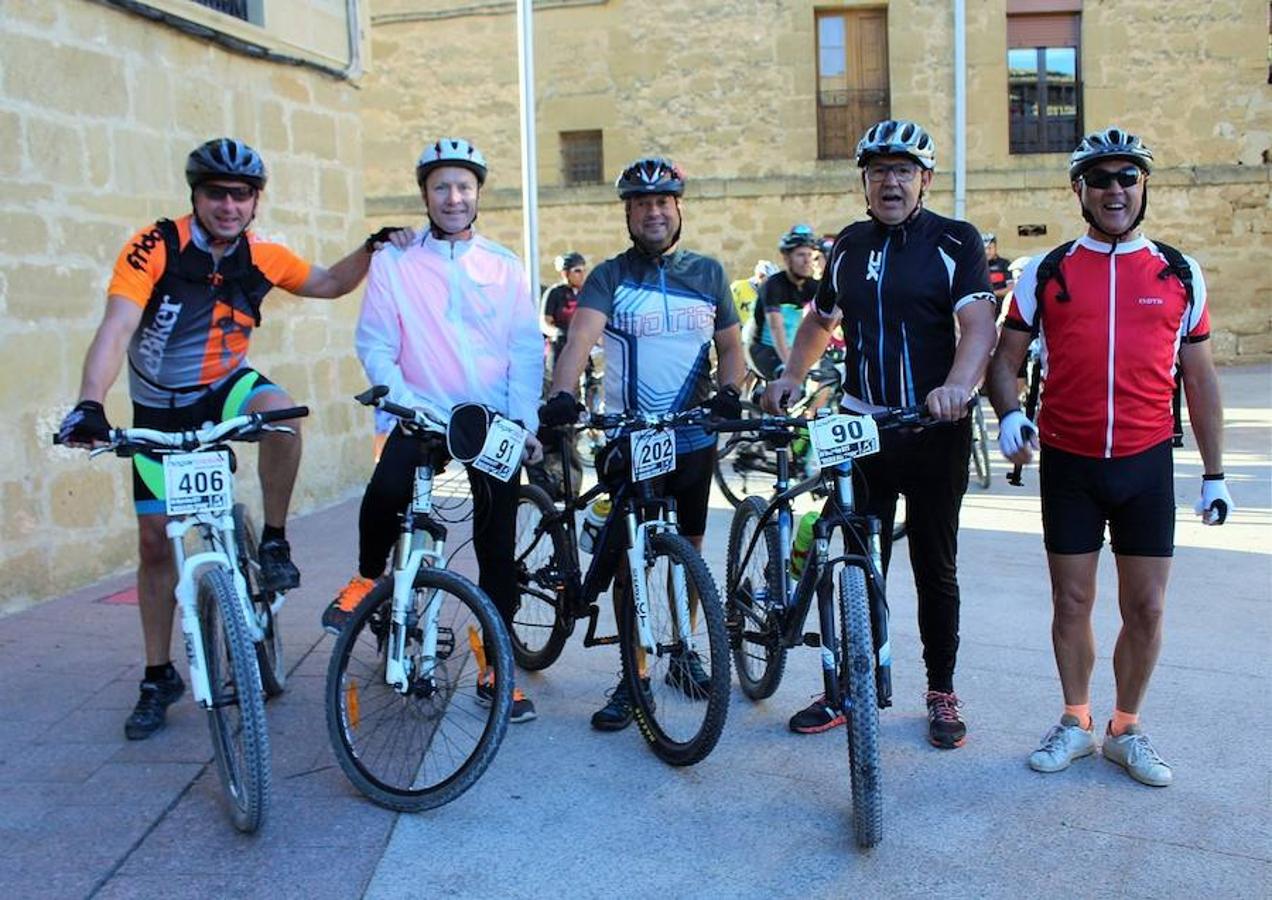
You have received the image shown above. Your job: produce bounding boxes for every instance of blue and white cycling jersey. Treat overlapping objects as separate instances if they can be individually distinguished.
[578,247,738,452]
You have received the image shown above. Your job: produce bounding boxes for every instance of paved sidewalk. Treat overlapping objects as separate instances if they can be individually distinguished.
[2,366,1268,898]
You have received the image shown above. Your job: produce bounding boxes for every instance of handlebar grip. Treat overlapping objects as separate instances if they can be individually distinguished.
[355,385,390,406]
[257,406,309,424]
[52,433,64,445]
[1209,499,1229,525]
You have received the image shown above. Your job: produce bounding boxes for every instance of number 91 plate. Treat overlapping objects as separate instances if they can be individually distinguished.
[163,451,232,515]
[807,414,880,469]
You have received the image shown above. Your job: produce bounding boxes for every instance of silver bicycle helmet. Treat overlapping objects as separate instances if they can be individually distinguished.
[855,119,937,171]
[615,156,685,199]
[185,138,267,189]
[416,138,488,187]
[1068,127,1153,182]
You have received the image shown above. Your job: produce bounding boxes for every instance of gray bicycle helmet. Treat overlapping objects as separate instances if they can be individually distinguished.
[1068,127,1153,182]
[554,251,586,272]
[185,138,267,189]
[855,119,937,171]
[416,138,488,187]
[615,156,685,199]
[778,224,819,253]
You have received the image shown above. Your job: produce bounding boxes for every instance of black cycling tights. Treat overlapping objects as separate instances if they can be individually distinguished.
[853,418,972,694]
[356,427,521,628]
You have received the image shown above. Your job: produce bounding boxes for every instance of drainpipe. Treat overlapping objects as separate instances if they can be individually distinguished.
[344,0,363,79]
[517,0,540,292]
[953,0,967,220]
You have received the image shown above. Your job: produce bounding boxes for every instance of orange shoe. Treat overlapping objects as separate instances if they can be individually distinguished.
[475,669,537,723]
[322,576,375,635]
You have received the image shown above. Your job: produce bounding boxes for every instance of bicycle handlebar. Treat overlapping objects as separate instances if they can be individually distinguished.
[583,407,710,434]
[707,404,938,436]
[54,406,310,454]
[354,386,446,433]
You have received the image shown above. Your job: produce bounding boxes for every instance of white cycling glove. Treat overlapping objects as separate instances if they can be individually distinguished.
[1194,475,1234,525]
[998,409,1038,460]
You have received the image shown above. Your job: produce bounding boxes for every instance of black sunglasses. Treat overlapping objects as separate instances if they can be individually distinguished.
[198,184,258,202]
[1082,166,1143,190]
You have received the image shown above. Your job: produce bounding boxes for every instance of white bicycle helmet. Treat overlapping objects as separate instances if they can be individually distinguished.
[754,259,780,279]
[1068,127,1153,182]
[855,119,936,171]
[416,138,488,187]
[1008,255,1032,279]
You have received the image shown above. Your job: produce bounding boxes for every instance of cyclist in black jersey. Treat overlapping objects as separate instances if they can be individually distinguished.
[748,225,820,381]
[762,119,998,748]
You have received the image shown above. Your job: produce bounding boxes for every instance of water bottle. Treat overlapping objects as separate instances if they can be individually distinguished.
[789,510,819,579]
[579,497,612,555]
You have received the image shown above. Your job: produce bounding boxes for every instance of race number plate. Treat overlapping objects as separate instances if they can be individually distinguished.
[163,451,232,516]
[630,428,675,482]
[471,417,527,483]
[807,414,880,469]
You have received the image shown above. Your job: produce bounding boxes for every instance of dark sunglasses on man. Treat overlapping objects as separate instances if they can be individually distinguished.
[1081,166,1143,190]
[198,184,258,202]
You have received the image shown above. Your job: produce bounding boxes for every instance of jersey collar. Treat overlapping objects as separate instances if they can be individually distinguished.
[1076,234,1150,255]
[188,215,242,257]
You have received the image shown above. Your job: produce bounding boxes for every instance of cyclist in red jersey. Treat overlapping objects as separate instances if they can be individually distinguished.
[987,127,1234,787]
[59,138,409,740]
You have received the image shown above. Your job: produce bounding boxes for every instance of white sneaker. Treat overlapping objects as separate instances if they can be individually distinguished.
[1102,723,1172,787]
[1028,713,1096,773]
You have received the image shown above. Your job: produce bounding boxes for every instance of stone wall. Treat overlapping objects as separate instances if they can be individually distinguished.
[1,0,369,612]
[366,0,1270,356]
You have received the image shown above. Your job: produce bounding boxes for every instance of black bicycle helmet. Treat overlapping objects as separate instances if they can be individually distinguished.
[1069,127,1153,182]
[185,138,267,189]
[778,224,819,253]
[416,138,488,187]
[855,119,937,171]
[615,156,685,199]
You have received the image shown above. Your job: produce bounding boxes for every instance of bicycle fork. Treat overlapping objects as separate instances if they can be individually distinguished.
[385,514,447,693]
[167,514,242,708]
[624,513,694,657]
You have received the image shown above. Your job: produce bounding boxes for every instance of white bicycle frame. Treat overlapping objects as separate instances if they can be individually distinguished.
[622,476,694,659]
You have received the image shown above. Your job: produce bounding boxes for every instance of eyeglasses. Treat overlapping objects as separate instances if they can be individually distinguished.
[865,163,919,183]
[1081,166,1143,190]
[198,184,258,202]
[568,267,586,273]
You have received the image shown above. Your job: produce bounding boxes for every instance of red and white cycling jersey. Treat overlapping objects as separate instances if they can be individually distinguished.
[1005,235,1209,459]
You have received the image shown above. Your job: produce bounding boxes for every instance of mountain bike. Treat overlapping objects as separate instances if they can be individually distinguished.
[325,387,515,811]
[719,405,941,848]
[514,408,730,766]
[968,391,992,490]
[57,406,308,832]
[713,353,844,508]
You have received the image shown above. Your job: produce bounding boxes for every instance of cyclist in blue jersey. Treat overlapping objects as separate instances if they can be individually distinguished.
[541,156,746,731]
[763,120,998,748]
[748,225,821,381]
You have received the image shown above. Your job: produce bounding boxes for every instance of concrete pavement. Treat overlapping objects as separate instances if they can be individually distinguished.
[2,365,1268,898]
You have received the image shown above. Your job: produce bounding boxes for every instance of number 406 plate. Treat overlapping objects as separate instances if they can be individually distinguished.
[807,414,880,469]
[163,451,232,516]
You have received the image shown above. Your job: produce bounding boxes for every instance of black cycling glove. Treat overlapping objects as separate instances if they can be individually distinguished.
[539,391,583,428]
[364,226,407,253]
[707,385,742,421]
[59,400,111,444]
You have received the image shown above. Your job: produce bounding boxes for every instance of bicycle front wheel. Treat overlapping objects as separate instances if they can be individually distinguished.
[621,532,730,766]
[970,398,991,490]
[199,566,271,833]
[712,402,771,508]
[839,565,882,848]
[725,496,787,700]
[326,568,513,811]
[233,504,285,697]
[513,484,571,670]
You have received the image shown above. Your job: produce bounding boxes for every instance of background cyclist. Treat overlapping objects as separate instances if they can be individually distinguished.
[747,225,820,382]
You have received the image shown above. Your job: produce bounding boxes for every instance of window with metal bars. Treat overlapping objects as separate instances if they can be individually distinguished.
[1007,13,1082,153]
[191,0,261,25]
[560,130,603,185]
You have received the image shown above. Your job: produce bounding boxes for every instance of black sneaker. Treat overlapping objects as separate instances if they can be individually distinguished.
[925,690,967,749]
[590,676,652,732]
[258,537,300,593]
[475,671,536,723]
[665,649,712,700]
[788,693,846,734]
[124,670,186,740]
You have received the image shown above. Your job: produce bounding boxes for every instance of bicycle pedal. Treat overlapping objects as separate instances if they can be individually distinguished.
[802,632,821,648]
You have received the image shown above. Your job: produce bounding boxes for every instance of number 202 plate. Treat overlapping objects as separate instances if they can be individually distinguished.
[630,428,675,482]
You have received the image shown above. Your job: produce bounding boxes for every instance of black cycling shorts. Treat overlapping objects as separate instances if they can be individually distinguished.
[1039,439,1175,557]
[748,343,784,381]
[130,368,285,515]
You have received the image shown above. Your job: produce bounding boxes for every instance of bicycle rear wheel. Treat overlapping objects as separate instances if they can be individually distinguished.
[838,565,882,848]
[326,568,513,811]
[198,566,270,833]
[725,496,787,700]
[970,398,991,489]
[233,504,285,697]
[512,484,571,670]
[622,532,730,766]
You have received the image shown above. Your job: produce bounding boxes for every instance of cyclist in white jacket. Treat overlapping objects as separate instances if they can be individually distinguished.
[323,138,544,722]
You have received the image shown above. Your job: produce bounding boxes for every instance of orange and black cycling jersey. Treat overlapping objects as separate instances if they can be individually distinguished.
[108,215,310,408]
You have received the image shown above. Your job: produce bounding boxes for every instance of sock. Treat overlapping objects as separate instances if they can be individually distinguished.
[261,523,286,543]
[144,662,175,683]
[1063,703,1092,730]
[1110,709,1139,736]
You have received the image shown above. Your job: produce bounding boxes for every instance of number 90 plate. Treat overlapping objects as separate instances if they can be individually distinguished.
[807,414,880,469]
[163,451,232,515]
[630,428,675,482]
